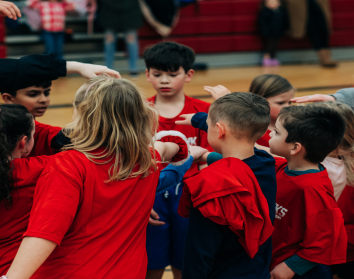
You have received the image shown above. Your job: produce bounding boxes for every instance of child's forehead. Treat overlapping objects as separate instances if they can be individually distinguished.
[18,85,51,92]
[149,67,183,73]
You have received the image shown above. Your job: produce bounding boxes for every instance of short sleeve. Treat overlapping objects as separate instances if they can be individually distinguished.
[24,156,83,245]
[274,157,287,173]
[207,152,222,165]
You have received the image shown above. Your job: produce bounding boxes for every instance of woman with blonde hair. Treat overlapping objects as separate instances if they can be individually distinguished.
[5,76,189,279]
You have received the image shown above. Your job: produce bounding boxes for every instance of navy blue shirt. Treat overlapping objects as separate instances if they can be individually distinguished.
[182,113,277,279]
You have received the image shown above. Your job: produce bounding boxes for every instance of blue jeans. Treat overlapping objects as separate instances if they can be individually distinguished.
[43,31,65,59]
[104,30,139,72]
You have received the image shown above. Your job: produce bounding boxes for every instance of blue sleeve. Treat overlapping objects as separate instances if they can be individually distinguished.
[156,155,194,195]
[207,152,223,166]
[284,255,318,276]
[191,112,208,132]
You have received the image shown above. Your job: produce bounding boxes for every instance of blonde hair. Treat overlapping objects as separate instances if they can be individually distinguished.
[63,75,159,181]
[312,101,354,186]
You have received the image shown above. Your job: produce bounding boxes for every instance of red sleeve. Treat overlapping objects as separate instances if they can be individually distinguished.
[30,121,62,157]
[297,208,347,264]
[274,157,287,173]
[178,184,192,218]
[24,154,83,245]
[12,156,49,187]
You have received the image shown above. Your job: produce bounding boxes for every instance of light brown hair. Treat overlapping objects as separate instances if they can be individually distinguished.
[249,74,294,99]
[64,76,159,181]
[312,101,354,186]
[208,92,270,141]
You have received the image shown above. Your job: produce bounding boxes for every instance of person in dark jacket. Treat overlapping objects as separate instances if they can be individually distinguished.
[259,0,288,67]
[88,0,142,76]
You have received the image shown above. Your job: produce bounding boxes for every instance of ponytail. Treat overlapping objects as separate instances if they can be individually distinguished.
[0,104,34,209]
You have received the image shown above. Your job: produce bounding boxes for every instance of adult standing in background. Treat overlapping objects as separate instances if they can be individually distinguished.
[89,0,142,77]
[285,0,337,67]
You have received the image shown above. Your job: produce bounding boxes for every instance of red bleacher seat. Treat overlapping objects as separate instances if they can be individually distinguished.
[139,0,354,54]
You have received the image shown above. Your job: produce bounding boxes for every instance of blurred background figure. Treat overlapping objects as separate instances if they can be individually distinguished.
[28,0,74,59]
[285,0,337,67]
[88,0,142,77]
[259,0,288,67]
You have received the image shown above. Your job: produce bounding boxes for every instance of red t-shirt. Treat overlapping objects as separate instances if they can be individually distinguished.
[271,158,347,268]
[178,157,273,258]
[0,156,49,274]
[148,95,212,177]
[25,149,162,279]
[256,130,271,147]
[337,185,354,262]
[29,121,62,157]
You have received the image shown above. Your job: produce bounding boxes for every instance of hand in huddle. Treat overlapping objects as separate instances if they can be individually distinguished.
[189,146,210,163]
[175,114,195,126]
[270,262,295,279]
[204,85,231,101]
[291,94,335,104]
[148,208,165,226]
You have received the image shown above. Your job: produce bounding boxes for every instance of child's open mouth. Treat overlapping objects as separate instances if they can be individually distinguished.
[35,107,48,113]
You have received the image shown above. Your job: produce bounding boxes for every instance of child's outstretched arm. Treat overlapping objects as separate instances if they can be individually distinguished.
[176,113,209,133]
[204,85,231,101]
[66,62,120,78]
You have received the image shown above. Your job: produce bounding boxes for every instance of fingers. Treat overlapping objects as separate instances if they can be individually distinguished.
[100,68,121,78]
[148,218,166,226]
[149,209,165,226]
[291,96,312,103]
[150,208,159,219]
[175,120,189,125]
[0,2,21,19]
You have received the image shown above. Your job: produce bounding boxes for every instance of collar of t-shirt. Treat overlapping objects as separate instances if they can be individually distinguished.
[284,164,325,176]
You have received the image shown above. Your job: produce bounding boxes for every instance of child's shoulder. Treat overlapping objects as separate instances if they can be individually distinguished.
[185,95,211,112]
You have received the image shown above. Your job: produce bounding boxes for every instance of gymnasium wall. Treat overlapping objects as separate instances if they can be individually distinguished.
[138,0,354,54]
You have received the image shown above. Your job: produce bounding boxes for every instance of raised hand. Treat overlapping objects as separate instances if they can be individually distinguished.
[175,113,195,126]
[204,85,231,101]
[291,94,335,104]
[0,1,21,20]
[270,262,295,279]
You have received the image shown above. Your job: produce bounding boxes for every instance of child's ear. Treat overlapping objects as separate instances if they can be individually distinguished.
[145,69,151,83]
[1,93,16,104]
[216,122,226,139]
[184,69,194,83]
[18,136,27,151]
[290,142,303,156]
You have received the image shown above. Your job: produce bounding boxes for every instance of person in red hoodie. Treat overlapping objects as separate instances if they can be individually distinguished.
[269,105,348,279]
[178,92,275,279]
[204,74,294,147]
[0,104,49,274]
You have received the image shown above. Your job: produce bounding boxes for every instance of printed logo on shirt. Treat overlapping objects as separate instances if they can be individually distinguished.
[187,137,197,146]
[275,203,288,220]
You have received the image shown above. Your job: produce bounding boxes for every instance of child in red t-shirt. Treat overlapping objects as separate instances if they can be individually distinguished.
[269,105,348,279]
[1,62,121,157]
[143,41,212,279]
[5,76,190,279]
[204,74,294,147]
[0,104,49,274]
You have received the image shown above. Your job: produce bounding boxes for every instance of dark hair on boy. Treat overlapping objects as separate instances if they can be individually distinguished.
[209,92,270,141]
[0,104,34,209]
[2,81,52,96]
[278,105,346,163]
[250,74,293,99]
[143,41,195,73]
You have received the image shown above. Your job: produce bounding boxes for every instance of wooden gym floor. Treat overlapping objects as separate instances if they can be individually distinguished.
[41,61,354,129]
[23,61,354,279]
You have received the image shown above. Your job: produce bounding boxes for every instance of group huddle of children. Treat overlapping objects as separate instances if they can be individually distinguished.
[0,42,353,279]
